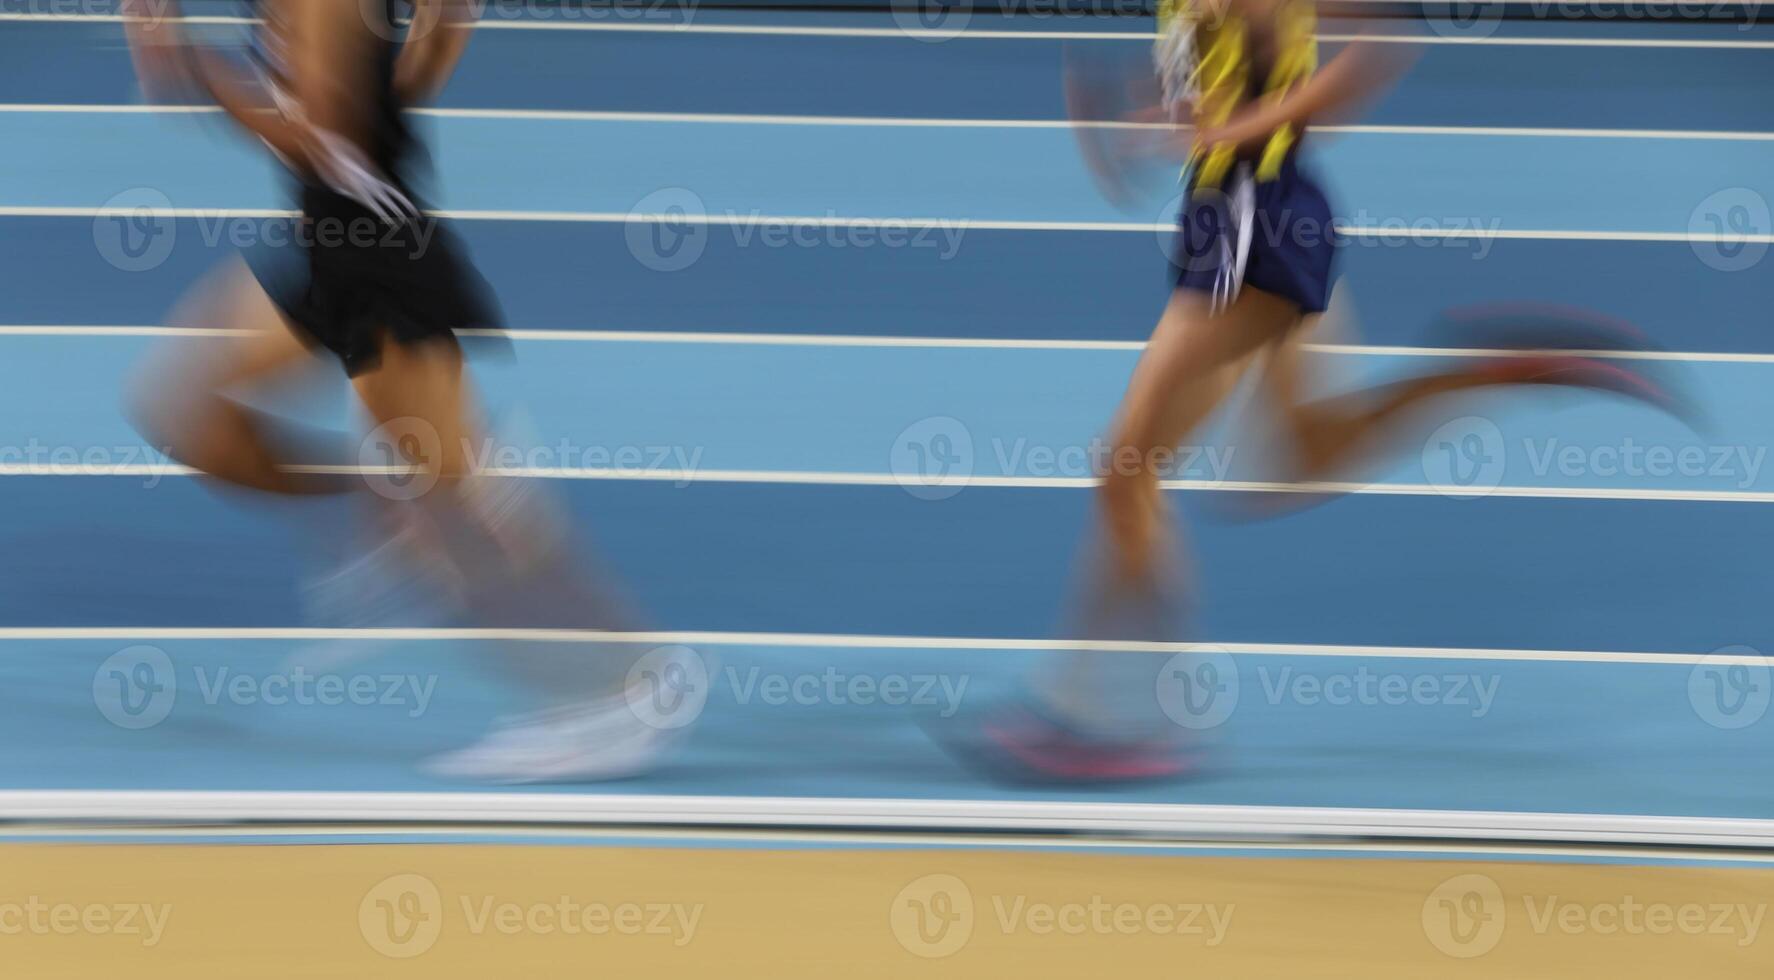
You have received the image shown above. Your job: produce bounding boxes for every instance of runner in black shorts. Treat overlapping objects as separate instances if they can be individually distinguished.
[122,0,694,781]
[122,0,492,490]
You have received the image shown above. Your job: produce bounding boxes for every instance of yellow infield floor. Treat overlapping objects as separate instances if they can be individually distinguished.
[0,841,1769,977]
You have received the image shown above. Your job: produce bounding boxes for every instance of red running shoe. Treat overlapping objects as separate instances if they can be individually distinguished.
[926,700,1197,786]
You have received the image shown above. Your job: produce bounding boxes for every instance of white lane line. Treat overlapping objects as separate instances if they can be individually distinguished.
[478,25,1774,49]
[0,104,221,114]
[0,325,245,338]
[0,207,298,219]
[420,106,1146,127]
[3,207,1768,244]
[1328,122,1774,141]
[0,462,1769,504]
[2,11,1150,37]
[1324,31,1774,49]
[0,627,1763,667]
[5,324,1773,366]
[1,792,1769,849]
[8,11,1774,47]
[474,19,1138,39]
[0,13,258,25]
[12,103,1774,142]
[0,206,1145,231]
[2,104,1131,128]
[6,824,1769,862]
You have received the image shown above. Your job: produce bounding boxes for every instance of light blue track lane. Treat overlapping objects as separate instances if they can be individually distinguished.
[1,637,1766,819]
[5,16,1773,132]
[0,335,1761,494]
[7,112,1774,233]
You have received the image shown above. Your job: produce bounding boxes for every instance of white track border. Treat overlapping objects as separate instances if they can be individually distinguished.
[2,791,1769,849]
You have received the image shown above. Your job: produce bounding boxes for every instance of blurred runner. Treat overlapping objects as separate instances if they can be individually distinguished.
[932,0,1680,782]
[120,0,693,781]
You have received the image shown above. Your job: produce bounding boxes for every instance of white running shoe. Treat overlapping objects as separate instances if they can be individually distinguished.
[423,696,690,784]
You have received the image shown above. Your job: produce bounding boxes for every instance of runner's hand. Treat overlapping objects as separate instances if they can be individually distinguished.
[307,129,423,227]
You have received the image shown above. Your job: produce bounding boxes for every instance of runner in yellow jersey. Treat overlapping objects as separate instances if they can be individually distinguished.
[931,0,1682,782]
[1104,0,1678,591]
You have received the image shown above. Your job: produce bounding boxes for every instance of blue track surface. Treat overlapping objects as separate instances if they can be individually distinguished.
[12,111,1774,232]
[8,217,1774,353]
[1,10,1770,825]
[6,15,1774,131]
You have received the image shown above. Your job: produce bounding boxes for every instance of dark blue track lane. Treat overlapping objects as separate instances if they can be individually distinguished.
[2,475,1770,655]
[4,18,1772,132]
[5,216,1771,354]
